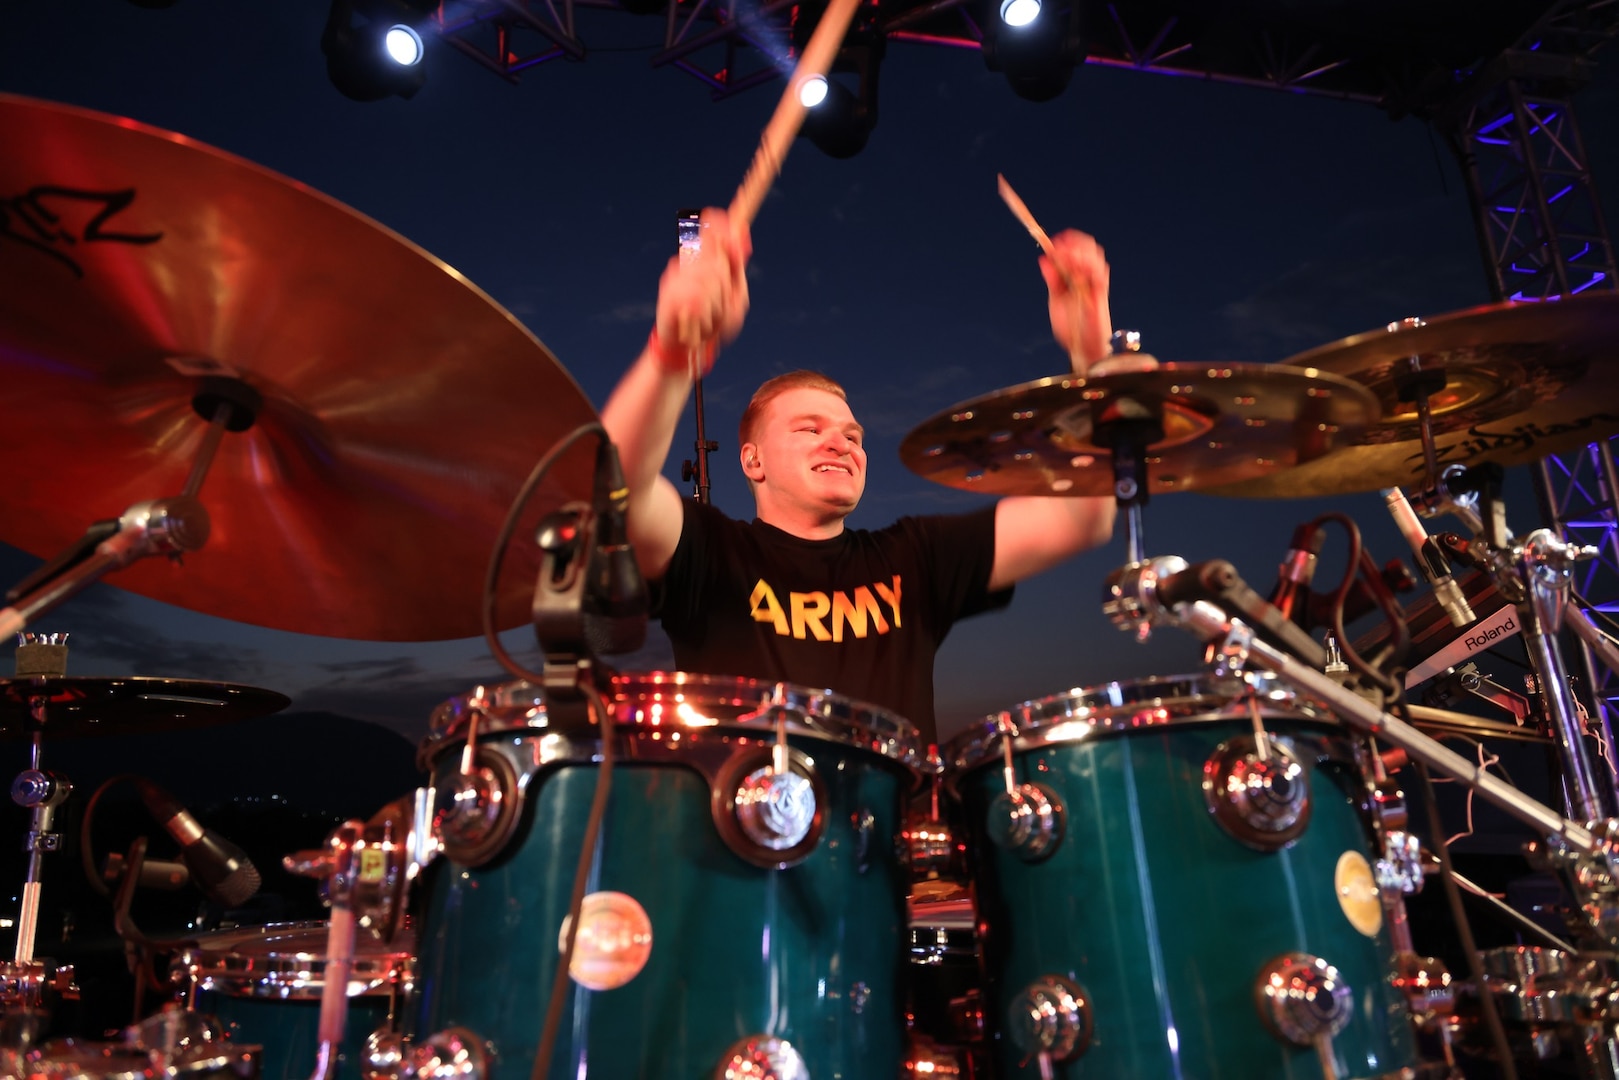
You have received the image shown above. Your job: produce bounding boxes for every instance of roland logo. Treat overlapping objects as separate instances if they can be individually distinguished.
[1464,612,1517,651]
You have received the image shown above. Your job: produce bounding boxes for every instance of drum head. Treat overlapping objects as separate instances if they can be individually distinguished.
[944,672,1331,774]
[183,921,414,1000]
[422,671,921,770]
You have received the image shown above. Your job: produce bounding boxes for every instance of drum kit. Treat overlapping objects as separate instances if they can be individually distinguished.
[4,89,1619,1080]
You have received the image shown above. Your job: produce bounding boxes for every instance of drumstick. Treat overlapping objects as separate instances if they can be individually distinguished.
[997,172,1095,372]
[996,172,1090,303]
[729,0,863,228]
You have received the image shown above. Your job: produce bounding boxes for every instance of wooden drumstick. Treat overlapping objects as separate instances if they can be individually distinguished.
[729,0,864,228]
[997,172,1095,372]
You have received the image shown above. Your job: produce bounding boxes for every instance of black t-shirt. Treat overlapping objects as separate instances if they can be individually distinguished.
[655,499,1012,743]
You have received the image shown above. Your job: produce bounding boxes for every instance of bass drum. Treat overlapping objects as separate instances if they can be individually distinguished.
[411,672,922,1079]
[944,673,1424,1079]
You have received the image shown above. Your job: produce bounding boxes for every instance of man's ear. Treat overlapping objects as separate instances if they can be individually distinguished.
[741,442,764,481]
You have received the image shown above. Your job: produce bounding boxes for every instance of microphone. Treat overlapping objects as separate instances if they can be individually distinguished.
[582,438,649,656]
[134,778,261,907]
[1269,522,1325,622]
[1157,559,1329,669]
[1382,488,1475,629]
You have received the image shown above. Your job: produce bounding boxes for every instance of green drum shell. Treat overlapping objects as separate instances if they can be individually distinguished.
[949,675,1419,1079]
[412,674,922,1079]
[186,922,412,1080]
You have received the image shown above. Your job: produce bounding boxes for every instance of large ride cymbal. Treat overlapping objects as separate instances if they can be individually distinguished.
[0,94,595,640]
[900,364,1379,498]
[1205,296,1619,498]
[0,677,290,739]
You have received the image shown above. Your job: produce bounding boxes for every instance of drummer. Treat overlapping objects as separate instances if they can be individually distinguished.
[601,207,1140,745]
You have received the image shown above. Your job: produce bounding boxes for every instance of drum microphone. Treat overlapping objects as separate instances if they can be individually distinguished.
[1382,488,1474,629]
[583,438,649,656]
[134,778,261,908]
[1268,522,1326,622]
[1156,558,1329,669]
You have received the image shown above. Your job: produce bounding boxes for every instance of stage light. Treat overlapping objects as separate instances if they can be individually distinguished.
[799,75,830,109]
[384,24,425,66]
[1000,0,1041,27]
[800,76,872,158]
[323,0,432,102]
[980,0,1083,102]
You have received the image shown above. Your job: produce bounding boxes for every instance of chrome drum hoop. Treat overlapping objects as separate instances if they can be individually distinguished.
[182,921,415,1001]
[419,671,923,771]
[942,671,1333,776]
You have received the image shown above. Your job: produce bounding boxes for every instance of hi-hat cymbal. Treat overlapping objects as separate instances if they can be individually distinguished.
[900,364,1379,497]
[0,677,291,739]
[0,94,596,641]
[1205,296,1619,498]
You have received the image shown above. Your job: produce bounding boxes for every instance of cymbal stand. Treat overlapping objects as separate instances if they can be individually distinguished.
[2,635,78,1039]
[0,377,260,640]
[1092,375,1166,641]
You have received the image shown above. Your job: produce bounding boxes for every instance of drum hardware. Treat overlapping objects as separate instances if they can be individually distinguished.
[712,744,827,867]
[1201,733,1313,851]
[902,748,958,880]
[1254,953,1354,1075]
[1005,975,1091,1073]
[715,1034,809,1079]
[430,701,522,869]
[903,1033,965,1077]
[986,718,1063,862]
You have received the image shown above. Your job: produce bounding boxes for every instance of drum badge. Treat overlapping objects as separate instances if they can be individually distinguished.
[559,890,654,990]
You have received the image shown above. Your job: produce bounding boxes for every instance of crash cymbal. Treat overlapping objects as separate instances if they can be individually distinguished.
[0,677,290,739]
[0,94,595,641]
[900,363,1379,498]
[1404,703,1548,744]
[1206,296,1619,498]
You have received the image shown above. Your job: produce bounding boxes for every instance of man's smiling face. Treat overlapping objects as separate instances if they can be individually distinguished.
[744,386,868,530]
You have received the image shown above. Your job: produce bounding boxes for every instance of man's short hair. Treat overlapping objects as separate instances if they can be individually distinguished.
[738,370,848,448]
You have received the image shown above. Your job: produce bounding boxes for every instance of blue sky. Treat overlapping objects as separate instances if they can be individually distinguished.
[2,2,1615,747]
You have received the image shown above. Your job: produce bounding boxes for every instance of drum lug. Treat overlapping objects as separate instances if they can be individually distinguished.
[714,1034,809,1079]
[986,783,1064,862]
[712,747,827,869]
[1391,952,1456,1022]
[360,1028,409,1080]
[433,747,523,868]
[1254,952,1353,1046]
[1005,975,1093,1063]
[1202,736,1312,852]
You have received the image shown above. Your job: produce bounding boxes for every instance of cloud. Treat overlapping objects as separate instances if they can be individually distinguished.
[595,300,658,324]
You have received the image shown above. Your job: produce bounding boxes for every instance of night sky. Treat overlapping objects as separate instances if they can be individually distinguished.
[3,1,1617,759]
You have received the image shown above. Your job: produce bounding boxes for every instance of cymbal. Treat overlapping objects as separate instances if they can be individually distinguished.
[0,94,596,640]
[0,677,291,739]
[899,363,1379,498]
[1205,296,1619,498]
[1404,703,1548,744]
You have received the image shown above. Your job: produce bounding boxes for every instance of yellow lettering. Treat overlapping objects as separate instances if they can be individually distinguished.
[789,591,832,641]
[832,586,890,641]
[749,580,789,636]
[874,575,902,629]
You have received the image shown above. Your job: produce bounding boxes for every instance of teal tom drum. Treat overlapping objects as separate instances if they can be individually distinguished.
[412,672,921,1079]
[175,921,413,1080]
[944,673,1421,1080]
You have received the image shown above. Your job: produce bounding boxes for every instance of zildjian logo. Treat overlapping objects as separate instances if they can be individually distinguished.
[1413,413,1619,467]
[0,186,163,279]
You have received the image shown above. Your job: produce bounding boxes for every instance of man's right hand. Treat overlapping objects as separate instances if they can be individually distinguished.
[652,207,752,376]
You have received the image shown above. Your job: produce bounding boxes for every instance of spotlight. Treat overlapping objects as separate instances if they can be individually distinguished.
[999,0,1041,27]
[383,24,425,66]
[980,0,1083,101]
[323,0,433,102]
[799,74,830,109]
[797,40,882,158]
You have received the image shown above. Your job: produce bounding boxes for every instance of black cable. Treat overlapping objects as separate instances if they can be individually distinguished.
[482,419,603,684]
[1413,759,1520,1080]
[79,772,143,897]
[530,680,615,1080]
